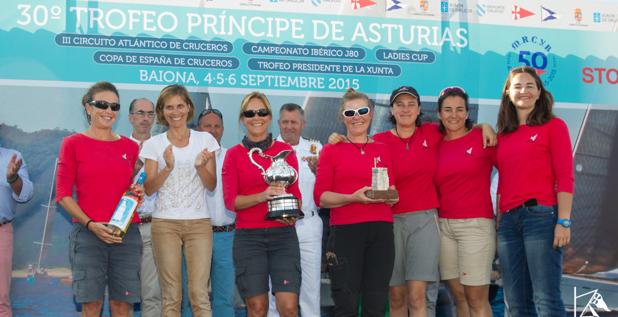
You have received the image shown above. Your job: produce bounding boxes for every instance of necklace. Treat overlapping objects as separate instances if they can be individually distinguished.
[345,135,369,155]
[394,127,412,151]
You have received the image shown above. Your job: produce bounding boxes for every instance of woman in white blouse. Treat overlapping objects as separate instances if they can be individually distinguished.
[141,84,219,317]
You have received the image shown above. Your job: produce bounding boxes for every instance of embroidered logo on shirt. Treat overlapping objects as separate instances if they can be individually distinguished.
[122,153,127,160]
[466,147,473,155]
[309,139,320,155]
[283,279,289,285]
[422,139,428,148]
[530,134,538,142]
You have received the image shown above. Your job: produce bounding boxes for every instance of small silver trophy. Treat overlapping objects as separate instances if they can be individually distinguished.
[365,157,398,201]
[249,148,304,220]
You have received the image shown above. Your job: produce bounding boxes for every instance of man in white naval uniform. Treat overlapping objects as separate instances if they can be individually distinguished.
[127,98,161,317]
[197,108,237,317]
[269,103,323,317]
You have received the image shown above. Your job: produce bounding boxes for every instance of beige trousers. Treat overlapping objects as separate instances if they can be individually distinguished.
[152,218,213,317]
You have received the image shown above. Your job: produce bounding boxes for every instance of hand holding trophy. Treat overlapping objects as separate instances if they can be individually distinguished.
[364,157,398,203]
[248,148,304,220]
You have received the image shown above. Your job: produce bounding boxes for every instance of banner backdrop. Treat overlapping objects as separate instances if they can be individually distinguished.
[1,0,617,315]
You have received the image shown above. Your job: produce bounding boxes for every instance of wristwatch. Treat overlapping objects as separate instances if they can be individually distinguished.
[557,218,572,228]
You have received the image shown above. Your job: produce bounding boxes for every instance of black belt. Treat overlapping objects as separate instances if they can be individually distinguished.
[213,223,235,233]
[507,199,538,213]
[139,215,153,224]
[0,219,12,226]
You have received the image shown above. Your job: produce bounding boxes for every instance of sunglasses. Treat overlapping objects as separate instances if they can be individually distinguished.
[342,106,370,118]
[199,108,223,120]
[439,86,466,97]
[242,108,270,118]
[88,100,121,111]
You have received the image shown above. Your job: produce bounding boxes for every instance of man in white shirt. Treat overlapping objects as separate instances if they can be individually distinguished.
[128,98,161,317]
[197,108,236,317]
[269,103,323,317]
[1,146,34,317]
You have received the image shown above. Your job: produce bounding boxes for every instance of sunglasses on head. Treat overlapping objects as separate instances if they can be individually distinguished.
[199,108,223,120]
[242,108,270,118]
[88,100,121,111]
[439,86,466,98]
[342,106,370,118]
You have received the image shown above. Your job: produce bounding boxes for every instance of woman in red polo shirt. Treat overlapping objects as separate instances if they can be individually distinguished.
[222,91,302,317]
[496,66,574,317]
[314,88,396,317]
[434,86,495,317]
[56,82,142,316]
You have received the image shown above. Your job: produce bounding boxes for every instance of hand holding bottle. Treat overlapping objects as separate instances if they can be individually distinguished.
[90,222,123,244]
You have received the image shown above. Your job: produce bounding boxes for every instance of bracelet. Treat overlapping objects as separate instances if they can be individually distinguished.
[6,174,18,184]
[85,220,93,230]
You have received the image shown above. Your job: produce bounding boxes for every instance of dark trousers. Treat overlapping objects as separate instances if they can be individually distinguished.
[327,221,395,317]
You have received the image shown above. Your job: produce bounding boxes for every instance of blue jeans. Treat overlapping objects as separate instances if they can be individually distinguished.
[497,205,564,317]
[211,231,236,317]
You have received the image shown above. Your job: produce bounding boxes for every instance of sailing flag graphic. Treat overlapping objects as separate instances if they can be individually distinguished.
[387,0,402,11]
[512,5,534,20]
[541,6,558,21]
[574,288,612,317]
[352,0,375,9]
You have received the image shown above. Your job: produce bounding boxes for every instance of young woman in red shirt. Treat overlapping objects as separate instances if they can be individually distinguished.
[56,82,143,317]
[434,87,495,317]
[222,91,302,317]
[496,66,574,317]
[314,88,396,317]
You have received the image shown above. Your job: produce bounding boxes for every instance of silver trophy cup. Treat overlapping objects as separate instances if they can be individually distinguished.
[248,148,303,220]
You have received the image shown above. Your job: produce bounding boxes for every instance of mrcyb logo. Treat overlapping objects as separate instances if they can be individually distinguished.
[507,35,558,85]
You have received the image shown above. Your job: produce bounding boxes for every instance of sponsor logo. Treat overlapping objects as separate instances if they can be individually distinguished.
[466,147,473,155]
[239,0,262,7]
[351,0,375,9]
[541,6,557,21]
[420,0,429,12]
[270,0,304,4]
[271,0,303,3]
[507,35,558,85]
[476,4,486,16]
[530,134,538,142]
[475,2,505,17]
[575,8,583,22]
[592,12,618,24]
[593,12,601,23]
[442,1,472,16]
[574,287,612,317]
[570,8,588,26]
[387,0,403,11]
[422,139,428,148]
[405,0,435,16]
[512,5,534,20]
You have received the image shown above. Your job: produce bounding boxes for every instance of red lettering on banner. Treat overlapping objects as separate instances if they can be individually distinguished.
[582,67,618,84]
